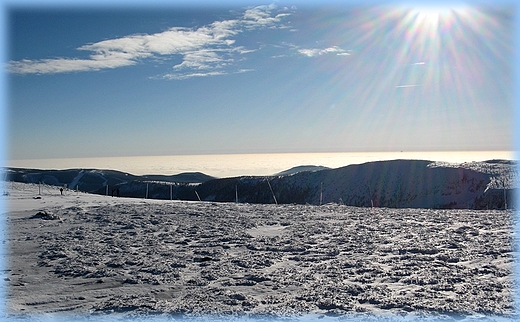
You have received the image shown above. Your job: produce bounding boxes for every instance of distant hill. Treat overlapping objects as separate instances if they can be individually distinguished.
[274,165,330,176]
[3,159,517,209]
[3,168,215,195]
[141,172,215,183]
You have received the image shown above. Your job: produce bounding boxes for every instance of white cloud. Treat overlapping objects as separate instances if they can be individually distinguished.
[162,67,254,80]
[8,57,136,74]
[298,49,320,57]
[234,47,256,54]
[243,5,280,27]
[173,49,232,70]
[396,84,422,88]
[8,5,290,77]
[237,68,254,73]
[297,46,350,57]
[163,70,227,80]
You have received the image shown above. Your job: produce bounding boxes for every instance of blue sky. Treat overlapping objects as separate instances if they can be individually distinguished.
[5,1,515,160]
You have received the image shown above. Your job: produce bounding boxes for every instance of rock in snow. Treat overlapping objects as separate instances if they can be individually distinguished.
[2,182,516,321]
[31,210,60,220]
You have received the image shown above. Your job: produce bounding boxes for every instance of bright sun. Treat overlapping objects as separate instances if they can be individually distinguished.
[413,6,453,18]
[411,6,455,28]
[402,4,469,38]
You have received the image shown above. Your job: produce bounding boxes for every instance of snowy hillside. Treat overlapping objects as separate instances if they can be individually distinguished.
[3,182,515,320]
[199,159,517,209]
[3,159,517,209]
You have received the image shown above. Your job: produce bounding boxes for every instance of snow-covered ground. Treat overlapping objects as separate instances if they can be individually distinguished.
[2,182,516,321]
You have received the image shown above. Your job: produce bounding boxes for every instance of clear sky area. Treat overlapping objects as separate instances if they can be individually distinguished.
[5,0,516,161]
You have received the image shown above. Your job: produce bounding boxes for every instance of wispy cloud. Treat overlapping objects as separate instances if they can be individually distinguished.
[163,70,227,81]
[396,84,422,88]
[8,5,290,79]
[297,46,350,57]
[8,57,136,74]
[173,49,232,70]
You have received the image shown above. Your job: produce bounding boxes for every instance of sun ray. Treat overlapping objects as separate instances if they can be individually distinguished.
[301,3,514,152]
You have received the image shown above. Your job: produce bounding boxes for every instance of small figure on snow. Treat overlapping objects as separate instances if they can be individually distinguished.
[60,188,63,195]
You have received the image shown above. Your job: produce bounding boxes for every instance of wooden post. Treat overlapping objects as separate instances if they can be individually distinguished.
[145,183,149,199]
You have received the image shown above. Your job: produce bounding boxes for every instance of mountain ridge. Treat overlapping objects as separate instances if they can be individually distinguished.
[3,159,517,209]
[273,165,330,176]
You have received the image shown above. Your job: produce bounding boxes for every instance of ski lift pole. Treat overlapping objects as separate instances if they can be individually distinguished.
[504,187,507,210]
[267,178,278,205]
[366,184,373,208]
[320,182,323,206]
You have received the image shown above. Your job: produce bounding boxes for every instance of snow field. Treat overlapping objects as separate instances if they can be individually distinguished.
[2,183,516,321]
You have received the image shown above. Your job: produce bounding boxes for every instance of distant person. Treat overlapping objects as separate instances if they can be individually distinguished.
[60,188,63,195]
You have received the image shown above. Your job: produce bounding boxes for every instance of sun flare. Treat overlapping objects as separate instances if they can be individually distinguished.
[406,5,468,36]
[412,6,455,23]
